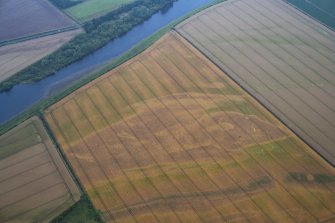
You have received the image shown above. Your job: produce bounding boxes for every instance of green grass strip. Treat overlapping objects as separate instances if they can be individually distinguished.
[0,0,225,136]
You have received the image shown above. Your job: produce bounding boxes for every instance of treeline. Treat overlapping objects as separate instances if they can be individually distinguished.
[0,0,176,92]
[49,0,82,9]
[51,195,103,223]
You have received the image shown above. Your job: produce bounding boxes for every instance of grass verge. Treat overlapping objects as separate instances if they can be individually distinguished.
[0,0,224,136]
[0,1,225,221]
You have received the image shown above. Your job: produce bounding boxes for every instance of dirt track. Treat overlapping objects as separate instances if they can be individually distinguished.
[176,0,335,165]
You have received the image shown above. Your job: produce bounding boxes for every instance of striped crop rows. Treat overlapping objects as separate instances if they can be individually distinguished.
[0,118,80,223]
[46,32,335,222]
[176,0,335,165]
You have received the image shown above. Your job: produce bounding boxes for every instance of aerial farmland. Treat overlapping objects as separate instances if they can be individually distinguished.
[0,117,80,223]
[0,0,77,42]
[176,0,335,165]
[64,0,136,22]
[45,32,335,222]
[0,0,334,222]
[0,0,82,87]
[0,29,81,84]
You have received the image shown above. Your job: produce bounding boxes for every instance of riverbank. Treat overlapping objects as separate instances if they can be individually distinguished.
[0,0,176,92]
[0,0,224,135]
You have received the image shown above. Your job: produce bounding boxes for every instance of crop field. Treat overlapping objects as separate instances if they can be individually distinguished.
[45,32,335,222]
[0,117,80,223]
[176,0,335,165]
[0,29,82,84]
[65,0,136,22]
[0,0,77,42]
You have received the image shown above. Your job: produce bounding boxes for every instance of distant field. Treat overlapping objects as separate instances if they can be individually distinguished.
[0,29,82,84]
[0,117,80,223]
[0,0,77,42]
[65,0,136,22]
[46,32,335,222]
[176,0,335,165]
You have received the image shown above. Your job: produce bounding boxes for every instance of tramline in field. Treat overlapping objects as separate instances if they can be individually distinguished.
[0,117,80,223]
[0,0,77,42]
[176,0,335,166]
[45,32,335,222]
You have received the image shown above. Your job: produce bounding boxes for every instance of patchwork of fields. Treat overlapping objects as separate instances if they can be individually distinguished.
[0,0,77,42]
[45,32,335,222]
[176,0,335,165]
[65,0,136,22]
[0,29,82,83]
[0,117,80,223]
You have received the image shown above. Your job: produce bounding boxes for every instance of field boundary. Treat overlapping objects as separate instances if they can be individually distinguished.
[39,114,105,222]
[0,25,81,47]
[0,116,81,222]
[33,117,81,202]
[175,28,335,169]
[173,2,335,168]
[44,31,335,221]
[64,0,136,24]
[282,0,335,32]
[0,0,225,135]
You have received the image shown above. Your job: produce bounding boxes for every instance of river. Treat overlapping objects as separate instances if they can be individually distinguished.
[286,0,335,29]
[0,0,334,125]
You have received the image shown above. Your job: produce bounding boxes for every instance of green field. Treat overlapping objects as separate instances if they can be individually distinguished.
[66,0,136,22]
[51,196,102,223]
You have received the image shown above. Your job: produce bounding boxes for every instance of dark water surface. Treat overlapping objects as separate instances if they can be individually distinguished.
[0,0,217,124]
[286,0,335,29]
[0,0,334,125]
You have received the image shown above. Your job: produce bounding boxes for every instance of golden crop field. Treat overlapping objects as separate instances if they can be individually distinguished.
[45,32,335,222]
[0,117,80,223]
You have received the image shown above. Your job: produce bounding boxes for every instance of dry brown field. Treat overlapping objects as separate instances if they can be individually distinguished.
[176,0,335,165]
[0,29,82,83]
[0,0,77,42]
[45,32,335,223]
[0,117,80,223]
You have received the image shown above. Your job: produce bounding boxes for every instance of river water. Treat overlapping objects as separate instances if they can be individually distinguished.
[286,0,335,29]
[0,0,334,125]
